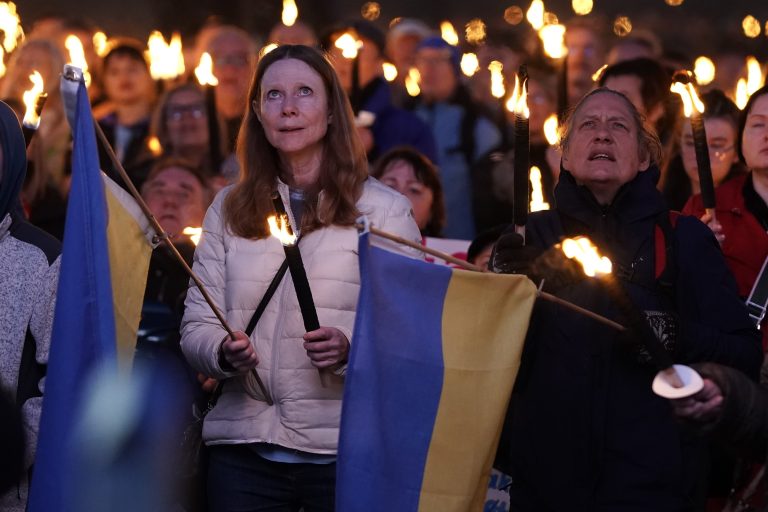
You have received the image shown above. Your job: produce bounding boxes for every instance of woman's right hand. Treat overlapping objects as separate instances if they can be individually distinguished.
[219,331,259,372]
[700,212,725,245]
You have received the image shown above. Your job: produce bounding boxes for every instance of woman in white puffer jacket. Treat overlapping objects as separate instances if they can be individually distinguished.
[180,44,421,512]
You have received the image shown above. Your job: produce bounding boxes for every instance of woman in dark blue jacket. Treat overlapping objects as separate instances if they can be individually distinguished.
[493,88,761,511]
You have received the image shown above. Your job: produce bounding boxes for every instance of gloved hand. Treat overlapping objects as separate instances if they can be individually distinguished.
[489,231,543,276]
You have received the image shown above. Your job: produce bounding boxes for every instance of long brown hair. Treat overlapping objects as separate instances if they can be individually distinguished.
[224,44,368,239]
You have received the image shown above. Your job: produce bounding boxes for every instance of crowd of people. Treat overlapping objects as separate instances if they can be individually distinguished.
[1,8,768,512]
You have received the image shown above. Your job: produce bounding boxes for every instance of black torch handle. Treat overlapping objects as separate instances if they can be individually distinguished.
[512,68,530,234]
[205,85,223,173]
[690,114,716,211]
[284,245,321,332]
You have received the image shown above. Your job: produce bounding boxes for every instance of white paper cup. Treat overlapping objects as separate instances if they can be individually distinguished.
[652,364,704,399]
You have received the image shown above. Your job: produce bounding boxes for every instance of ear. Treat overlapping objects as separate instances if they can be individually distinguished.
[638,149,651,171]
[327,113,333,124]
[561,148,570,170]
[252,100,260,121]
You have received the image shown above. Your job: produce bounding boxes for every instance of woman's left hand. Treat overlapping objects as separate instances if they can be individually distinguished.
[303,327,350,369]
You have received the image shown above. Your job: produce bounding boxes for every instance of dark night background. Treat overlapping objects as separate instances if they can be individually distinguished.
[18,0,768,58]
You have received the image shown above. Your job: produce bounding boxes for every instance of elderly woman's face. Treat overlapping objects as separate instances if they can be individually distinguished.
[742,94,768,174]
[256,58,330,159]
[562,92,649,205]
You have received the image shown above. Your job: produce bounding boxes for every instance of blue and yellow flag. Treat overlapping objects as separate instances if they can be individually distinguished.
[337,234,536,512]
[28,78,153,511]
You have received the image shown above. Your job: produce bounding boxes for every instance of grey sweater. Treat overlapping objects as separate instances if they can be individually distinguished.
[0,213,60,511]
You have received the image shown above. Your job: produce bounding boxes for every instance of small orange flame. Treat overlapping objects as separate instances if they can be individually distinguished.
[268,215,297,246]
[527,0,545,30]
[195,52,219,86]
[488,60,505,99]
[382,62,398,81]
[591,64,608,82]
[0,47,7,79]
[505,74,530,118]
[539,23,566,59]
[0,2,23,53]
[440,21,459,46]
[405,67,421,97]
[735,78,748,110]
[694,56,715,86]
[334,32,362,59]
[93,31,110,57]
[543,114,559,146]
[282,0,298,26]
[560,236,612,277]
[460,53,479,77]
[65,35,91,86]
[670,79,705,118]
[529,166,550,212]
[572,0,593,16]
[182,226,202,246]
[260,43,279,59]
[147,136,162,156]
[22,71,44,128]
[746,56,764,96]
[148,31,185,80]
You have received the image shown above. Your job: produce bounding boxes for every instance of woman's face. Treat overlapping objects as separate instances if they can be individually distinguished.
[742,95,768,174]
[166,89,208,150]
[380,160,434,230]
[256,58,329,161]
[562,92,649,205]
[103,54,153,105]
[680,117,738,187]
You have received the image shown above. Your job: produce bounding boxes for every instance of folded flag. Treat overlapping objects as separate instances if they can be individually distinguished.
[337,233,536,512]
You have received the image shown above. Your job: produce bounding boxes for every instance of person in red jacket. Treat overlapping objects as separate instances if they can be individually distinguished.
[683,85,768,349]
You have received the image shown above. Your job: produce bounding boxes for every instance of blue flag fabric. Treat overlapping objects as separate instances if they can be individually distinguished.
[28,81,118,511]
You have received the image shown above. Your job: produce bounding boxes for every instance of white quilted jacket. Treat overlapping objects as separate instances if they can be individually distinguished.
[180,177,422,453]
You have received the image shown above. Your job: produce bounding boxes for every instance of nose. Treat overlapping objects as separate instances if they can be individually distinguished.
[281,95,298,117]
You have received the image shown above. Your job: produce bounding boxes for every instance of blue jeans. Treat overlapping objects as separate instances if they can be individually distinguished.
[207,444,335,512]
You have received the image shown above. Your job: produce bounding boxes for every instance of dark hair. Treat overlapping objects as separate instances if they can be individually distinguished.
[150,83,214,153]
[467,225,505,265]
[738,85,768,165]
[598,58,670,113]
[103,40,150,71]
[371,147,445,237]
[223,44,368,239]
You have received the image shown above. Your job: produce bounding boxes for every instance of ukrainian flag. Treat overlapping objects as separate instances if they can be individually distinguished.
[337,234,536,512]
[28,78,154,511]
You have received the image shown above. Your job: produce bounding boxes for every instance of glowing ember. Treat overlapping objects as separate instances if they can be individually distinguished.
[504,6,524,25]
[572,0,593,15]
[735,78,748,110]
[282,0,298,26]
[694,56,715,86]
[460,53,480,77]
[0,2,23,53]
[665,0,683,5]
[539,23,566,59]
[22,71,44,128]
[195,52,218,86]
[440,21,459,46]
[529,166,550,212]
[746,56,764,96]
[65,35,91,86]
[613,16,633,37]
[147,136,162,156]
[543,114,559,146]
[405,67,421,97]
[561,236,612,277]
[526,0,545,30]
[334,32,362,59]
[489,60,505,99]
[260,43,279,59]
[268,215,297,246]
[743,15,761,38]
[670,80,705,118]
[592,64,608,82]
[382,62,397,81]
[465,18,486,45]
[505,74,530,118]
[361,2,380,20]
[182,226,202,246]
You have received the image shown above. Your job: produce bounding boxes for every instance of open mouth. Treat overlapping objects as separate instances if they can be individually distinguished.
[588,151,615,161]
[279,127,303,133]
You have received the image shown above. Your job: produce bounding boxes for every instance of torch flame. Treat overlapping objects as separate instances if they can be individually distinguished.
[148,31,185,80]
[460,52,480,77]
[440,21,459,46]
[260,43,279,59]
[529,166,551,212]
[505,75,530,118]
[334,32,362,59]
[527,0,545,30]
[0,47,6,78]
[65,35,91,86]
[182,226,203,246]
[0,2,23,53]
[405,67,421,97]
[746,56,764,96]
[382,62,397,81]
[147,136,162,156]
[195,52,219,86]
[93,31,110,57]
[538,23,567,59]
[268,215,297,246]
[572,0,593,16]
[591,64,608,82]
[670,80,705,118]
[693,56,715,86]
[22,70,44,128]
[735,78,748,110]
[560,236,612,277]
[488,60,505,99]
[282,0,298,26]
[543,114,559,146]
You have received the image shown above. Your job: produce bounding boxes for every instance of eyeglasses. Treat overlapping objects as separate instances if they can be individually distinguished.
[167,104,206,121]
[682,140,735,161]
